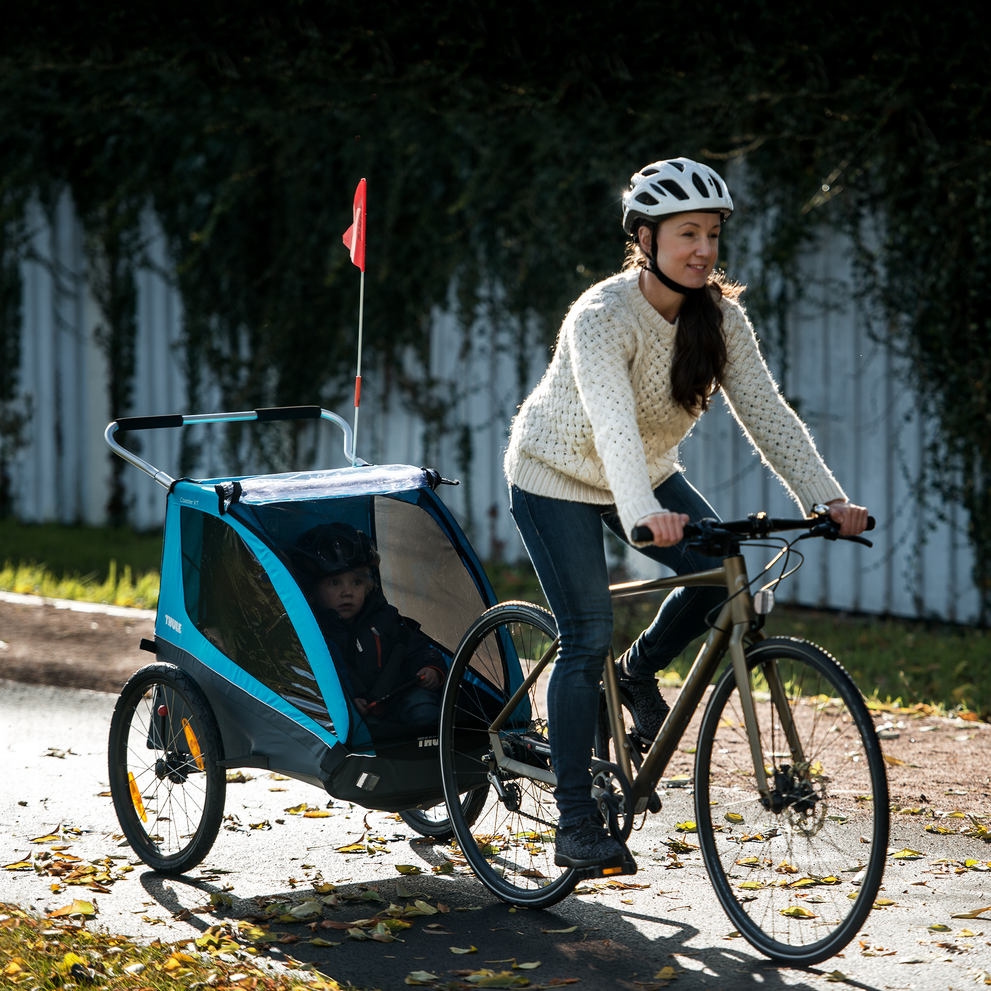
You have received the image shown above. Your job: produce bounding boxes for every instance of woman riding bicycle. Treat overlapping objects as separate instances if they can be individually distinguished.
[504,157,869,871]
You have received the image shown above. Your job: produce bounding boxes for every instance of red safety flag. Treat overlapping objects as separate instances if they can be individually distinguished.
[341,178,366,272]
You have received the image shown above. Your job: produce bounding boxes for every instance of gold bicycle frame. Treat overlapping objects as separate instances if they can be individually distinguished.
[484,552,809,814]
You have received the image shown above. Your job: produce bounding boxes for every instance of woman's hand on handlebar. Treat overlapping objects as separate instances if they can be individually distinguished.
[636,511,690,547]
[824,499,869,537]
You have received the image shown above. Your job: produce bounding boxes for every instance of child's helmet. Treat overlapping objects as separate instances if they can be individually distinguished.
[622,158,733,234]
[293,523,380,580]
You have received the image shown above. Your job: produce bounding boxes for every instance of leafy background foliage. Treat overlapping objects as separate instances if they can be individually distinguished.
[0,0,988,616]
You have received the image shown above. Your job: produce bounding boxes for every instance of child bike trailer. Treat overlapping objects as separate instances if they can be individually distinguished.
[104,406,498,874]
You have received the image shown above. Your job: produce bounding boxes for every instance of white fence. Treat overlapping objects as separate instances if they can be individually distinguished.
[6,193,979,621]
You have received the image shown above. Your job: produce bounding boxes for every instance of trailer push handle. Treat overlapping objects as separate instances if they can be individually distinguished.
[105,406,359,488]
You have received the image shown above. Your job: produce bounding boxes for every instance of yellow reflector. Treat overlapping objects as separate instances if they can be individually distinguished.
[128,772,147,823]
[182,718,205,771]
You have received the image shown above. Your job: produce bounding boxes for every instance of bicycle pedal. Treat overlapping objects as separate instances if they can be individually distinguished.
[575,851,638,880]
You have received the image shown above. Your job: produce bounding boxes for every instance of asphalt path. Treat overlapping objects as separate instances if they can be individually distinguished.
[2,678,991,991]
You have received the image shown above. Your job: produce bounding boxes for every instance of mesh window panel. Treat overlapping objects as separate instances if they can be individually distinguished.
[180,508,335,734]
[374,496,488,657]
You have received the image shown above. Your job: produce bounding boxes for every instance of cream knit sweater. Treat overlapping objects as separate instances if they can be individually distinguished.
[504,268,846,539]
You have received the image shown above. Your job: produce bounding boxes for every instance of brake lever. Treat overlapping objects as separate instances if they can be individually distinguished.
[841,534,874,548]
[796,523,873,548]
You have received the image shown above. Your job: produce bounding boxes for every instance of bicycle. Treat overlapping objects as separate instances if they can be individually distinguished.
[438,507,889,965]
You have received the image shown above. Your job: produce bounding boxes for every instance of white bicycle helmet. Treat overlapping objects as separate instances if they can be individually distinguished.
[622,158,733,234]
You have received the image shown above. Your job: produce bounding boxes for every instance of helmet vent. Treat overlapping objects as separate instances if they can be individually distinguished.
[657,179,690,201]
[710,177,723,197]
[641,167,660,176]
[650,182,669,197]
[692,173,711,197]
[668,161,686,172]
[635,191,660,206]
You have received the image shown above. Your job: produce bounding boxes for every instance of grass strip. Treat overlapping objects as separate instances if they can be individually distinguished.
[0,559,160,610]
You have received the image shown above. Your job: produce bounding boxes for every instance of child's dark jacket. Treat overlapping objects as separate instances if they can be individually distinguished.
[314,589,443,703]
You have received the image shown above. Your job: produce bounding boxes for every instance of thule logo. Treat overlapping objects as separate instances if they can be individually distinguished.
[165,615,182,634]
[418,737,439,748]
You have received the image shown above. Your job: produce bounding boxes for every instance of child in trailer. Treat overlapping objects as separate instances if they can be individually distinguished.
[293,523,444,726]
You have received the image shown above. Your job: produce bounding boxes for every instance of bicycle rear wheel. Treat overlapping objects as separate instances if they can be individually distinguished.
[108,663,226,874]
[694,637,889,965]
[439,602,579,908]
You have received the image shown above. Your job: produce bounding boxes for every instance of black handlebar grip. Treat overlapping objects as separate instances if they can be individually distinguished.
[114,414,184,431]
[866,516,876,531]
[631,525,653,543]
[254,406,322,421]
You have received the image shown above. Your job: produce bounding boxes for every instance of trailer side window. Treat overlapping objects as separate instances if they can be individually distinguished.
[179,508,335,735]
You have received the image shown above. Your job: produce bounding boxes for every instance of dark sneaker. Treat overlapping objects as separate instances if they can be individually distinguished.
[554,815,626,869]
[616,649,670,751]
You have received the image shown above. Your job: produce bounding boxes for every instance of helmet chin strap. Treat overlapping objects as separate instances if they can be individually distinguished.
[645,257,698,295]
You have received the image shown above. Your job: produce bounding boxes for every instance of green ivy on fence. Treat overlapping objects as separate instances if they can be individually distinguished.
[0,1,988,617]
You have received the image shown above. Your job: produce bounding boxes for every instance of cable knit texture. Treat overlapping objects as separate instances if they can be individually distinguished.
[504,268,846,539]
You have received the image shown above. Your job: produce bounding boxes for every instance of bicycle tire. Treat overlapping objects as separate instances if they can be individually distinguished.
[694,637,889,965]
[399,787,489,840]
[108,663,226,874]
[439,601,579,908]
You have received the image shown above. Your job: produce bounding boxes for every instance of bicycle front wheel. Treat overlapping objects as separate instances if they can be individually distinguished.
[694,638,889,965]
[108,663,226,874]
[439,602,579,908]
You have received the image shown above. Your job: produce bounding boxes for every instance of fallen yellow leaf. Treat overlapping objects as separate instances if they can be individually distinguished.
[951,906,991,919]
[48,899,95,918]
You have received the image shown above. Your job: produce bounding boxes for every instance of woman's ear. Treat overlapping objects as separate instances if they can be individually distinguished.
[637,223,653,258]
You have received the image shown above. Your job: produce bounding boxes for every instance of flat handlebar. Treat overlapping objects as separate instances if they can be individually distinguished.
[630,512,876,549]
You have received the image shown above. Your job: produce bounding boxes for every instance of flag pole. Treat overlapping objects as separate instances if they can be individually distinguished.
[352,268,365,467]
[342,177,367,467]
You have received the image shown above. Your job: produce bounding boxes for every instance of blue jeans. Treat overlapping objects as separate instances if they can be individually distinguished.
[510,474,724,825]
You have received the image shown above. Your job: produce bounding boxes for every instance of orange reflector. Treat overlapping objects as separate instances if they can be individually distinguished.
[128,772,147,823]
[182,718,205,771]
[602,866,623,875]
